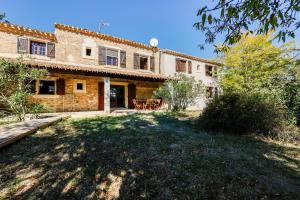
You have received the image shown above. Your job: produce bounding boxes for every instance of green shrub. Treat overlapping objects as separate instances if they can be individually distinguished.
[0,59,47,121]
[28,103,48,119]
[198,92,298,139]
[153,73,204,111]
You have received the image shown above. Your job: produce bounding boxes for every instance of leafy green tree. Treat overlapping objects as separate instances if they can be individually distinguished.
[218,34,300,123]
[195,0,300,46]
[279,62,300,124]
[0,59,47,121]
[0,12,9,23]
[154,73,205,111]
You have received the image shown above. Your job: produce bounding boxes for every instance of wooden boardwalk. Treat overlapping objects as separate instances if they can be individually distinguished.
[0,116,67,149]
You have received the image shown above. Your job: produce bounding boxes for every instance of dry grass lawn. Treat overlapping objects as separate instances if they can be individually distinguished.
[0,111,299,199]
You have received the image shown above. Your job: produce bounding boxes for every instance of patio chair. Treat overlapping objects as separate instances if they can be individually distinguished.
[152,99,161,110]
[133,99,143,110]
[144,99,153,110]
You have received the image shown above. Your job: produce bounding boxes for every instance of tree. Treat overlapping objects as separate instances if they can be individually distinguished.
[194,0,300,47]
[154,73,205,111]
[218,34,300,123]
[0,12,9,23]
[0,59,47,121]
[218,34,292,93]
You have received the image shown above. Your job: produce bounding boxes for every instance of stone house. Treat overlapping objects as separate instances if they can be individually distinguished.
[0,22,217,112]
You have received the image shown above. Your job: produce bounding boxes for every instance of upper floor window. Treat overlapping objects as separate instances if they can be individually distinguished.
[140,55,148,70]
[176,58,187,73]
[17,36,55,58]
[99,46,126,68]
[30,41,46,56]
[205,65,214,77]
[106,49,118,66]
[85,48,92,56]
[188,61,192,74]
[134,53,155,72]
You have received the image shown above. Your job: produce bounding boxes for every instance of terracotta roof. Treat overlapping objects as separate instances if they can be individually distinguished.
[162,49,219,65]
[55,23,158,51]
[0,22,56,42]
[20,60,167,81]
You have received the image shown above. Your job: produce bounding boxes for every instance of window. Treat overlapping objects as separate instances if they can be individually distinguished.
[205,65,214,77]
[134,53,153,71]
[74,80,86,93]
[206,87,214,98]
[77,83,83,90]
[139,56,148,70]
[176,59,187,72]
[107,56,118,66]
[39,80,55,95]
[188,61,192,74]
[106,49,118,66]
[30,41,46,56]
[85,48,92,56]
[120,50,126,68]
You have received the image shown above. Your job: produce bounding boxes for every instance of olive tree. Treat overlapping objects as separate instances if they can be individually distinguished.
[0,59,47,121]
[154,73,205,111]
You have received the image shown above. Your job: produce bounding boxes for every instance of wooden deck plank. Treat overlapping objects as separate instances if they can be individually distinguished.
[0,116,67,149]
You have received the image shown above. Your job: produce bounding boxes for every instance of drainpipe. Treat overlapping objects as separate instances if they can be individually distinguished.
[159,50,162,74]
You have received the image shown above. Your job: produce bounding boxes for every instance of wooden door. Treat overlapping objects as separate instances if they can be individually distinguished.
[128,84,136,109]
[98,82,104,110]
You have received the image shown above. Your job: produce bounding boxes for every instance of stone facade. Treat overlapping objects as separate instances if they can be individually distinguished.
[0,22,217,112]
[54,29,160,73]
[28,72,161,112]
[29,73,101,112]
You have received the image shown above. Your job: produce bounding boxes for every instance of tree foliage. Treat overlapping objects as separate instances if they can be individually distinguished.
[154,73,205,111]
[0,12,9,23]
[219,34,293,93]
[0,59,47,121]
[218,34,300,124]
[195,0,300,47]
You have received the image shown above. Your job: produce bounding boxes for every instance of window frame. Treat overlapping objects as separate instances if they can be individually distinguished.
[176,58,187,73]
[106,48,119,67]
[99,46,124,68]
[139,55,149,70]
[73,80,87,93]
[206,86,215,99]
[30,41,47,56]
[37,79,57,95]
[205,65,214,77]
[82,46,95,60]
[85,48,92,57]
[134,53,153,71]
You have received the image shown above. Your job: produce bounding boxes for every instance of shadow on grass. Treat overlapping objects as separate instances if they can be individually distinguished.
[0,112,299,199]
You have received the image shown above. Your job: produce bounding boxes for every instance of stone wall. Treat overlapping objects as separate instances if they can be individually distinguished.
[0,28,160,75]
[55,29,160,73]
[29,73,102,112]
[28,73,161,112]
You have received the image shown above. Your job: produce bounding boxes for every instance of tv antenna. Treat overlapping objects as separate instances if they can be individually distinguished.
[99,20,110,33]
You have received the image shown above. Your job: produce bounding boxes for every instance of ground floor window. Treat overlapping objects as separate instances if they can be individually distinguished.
[74,80,86,93]
[39,80,55,95]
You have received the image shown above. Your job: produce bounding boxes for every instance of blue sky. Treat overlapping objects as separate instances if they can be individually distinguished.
[1,0,299,59]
